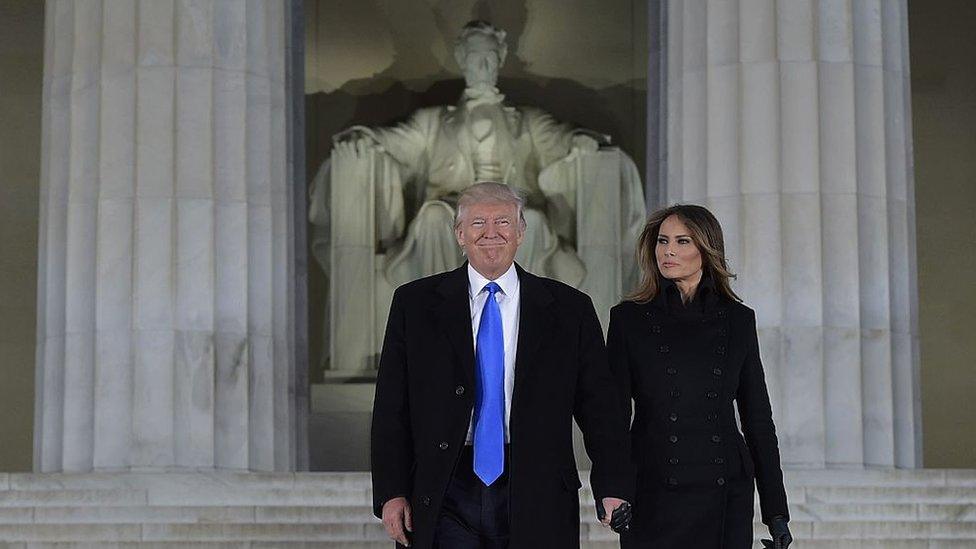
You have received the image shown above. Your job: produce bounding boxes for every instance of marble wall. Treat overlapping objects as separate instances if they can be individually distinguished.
[664,0,922,468]
[0,0,974,472]
[31,0,303,473]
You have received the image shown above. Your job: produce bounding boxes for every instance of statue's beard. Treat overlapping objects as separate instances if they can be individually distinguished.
[464,72,498,91]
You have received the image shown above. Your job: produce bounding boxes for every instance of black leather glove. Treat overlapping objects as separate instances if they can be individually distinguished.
[609,502,632,533]
[760,515,793,549]
[595,500,633,533]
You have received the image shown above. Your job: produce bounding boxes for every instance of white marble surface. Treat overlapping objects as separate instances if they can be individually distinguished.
[664,0,921,469]
[35,0,299,473]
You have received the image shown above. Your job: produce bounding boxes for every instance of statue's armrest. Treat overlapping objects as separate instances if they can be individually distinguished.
[332,125,381,147]
[308,146,406,262]
[572,128,612,148]
[539,146,645,263]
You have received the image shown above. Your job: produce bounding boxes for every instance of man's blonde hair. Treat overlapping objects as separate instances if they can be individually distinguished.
[454,182,526,230]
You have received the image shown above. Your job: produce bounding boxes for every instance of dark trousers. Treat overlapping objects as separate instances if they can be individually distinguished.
[433,444,510,549]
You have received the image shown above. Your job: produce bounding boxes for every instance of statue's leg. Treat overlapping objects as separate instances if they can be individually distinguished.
[384,200,463,286]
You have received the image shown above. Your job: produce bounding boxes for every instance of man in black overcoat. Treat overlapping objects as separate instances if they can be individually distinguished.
[370,182,635,548]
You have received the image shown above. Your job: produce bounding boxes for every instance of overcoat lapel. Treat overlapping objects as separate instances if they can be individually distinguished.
[433,265,475,389]
[511,264,555,415]
[433,264,555,420]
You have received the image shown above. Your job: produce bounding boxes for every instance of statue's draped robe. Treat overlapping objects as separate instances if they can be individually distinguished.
[313,98,605,287]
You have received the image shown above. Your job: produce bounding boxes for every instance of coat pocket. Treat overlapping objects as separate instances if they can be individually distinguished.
[560,467,582,491]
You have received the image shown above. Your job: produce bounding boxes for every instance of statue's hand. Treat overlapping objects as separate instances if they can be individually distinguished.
[332,125,381,160]
[571,133,600,154]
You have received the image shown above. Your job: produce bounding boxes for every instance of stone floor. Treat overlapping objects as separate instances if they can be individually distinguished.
[0,469,973,547]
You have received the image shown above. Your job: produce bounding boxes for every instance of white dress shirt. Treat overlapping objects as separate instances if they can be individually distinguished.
[465,262,520,444]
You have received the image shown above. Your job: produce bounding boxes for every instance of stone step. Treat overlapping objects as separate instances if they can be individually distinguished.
[798,486,976,505]
[1,541,975,549]
[0,521,973,542]
[0,503,972,525]
[0,470,973,546]
[3,468,974,491]
[0,490,148,508]
[3,486,976,507]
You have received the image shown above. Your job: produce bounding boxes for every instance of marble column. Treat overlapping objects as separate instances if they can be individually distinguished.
[662,0,920,468]
[35,0,302,472]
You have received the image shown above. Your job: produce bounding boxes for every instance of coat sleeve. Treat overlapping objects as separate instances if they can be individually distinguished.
[736,308,790,524]
[573,296,636,504]
[606,305,634,428]
[370,288,414,518]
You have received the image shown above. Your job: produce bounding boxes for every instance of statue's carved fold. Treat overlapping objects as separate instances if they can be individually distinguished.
[309,21,647,375]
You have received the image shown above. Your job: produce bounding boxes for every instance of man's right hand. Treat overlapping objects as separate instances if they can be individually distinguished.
[381,496,413,547]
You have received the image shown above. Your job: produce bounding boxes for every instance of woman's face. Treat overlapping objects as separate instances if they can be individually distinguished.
[655,215,703,281]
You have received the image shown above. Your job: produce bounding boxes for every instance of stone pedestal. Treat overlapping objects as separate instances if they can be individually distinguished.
[662,0,920,468]
[35,0,303,472]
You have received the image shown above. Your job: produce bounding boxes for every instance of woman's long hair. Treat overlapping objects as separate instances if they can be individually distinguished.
[627,204,742,304]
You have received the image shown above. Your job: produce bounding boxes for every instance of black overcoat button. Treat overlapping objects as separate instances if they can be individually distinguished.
[714,457,725,465]
[659,345,670,354]
[422,496,431,506]
[670,389,681,398]
[668,457,679,465]
[715,345,727,355]
[668,435,679,443]
[439,442,449,450]
[455,385,465,396]
[717,477,726,486]
[711,435,721,443]
[666,477,679,487]
[651,325,662,334]
[706,413,718,422]
[706,391,718,399]
[712,368,723,376]
[666,367,677,375]
[669,412,678,422]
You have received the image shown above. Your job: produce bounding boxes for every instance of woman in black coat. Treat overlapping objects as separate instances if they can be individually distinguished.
[608,205,793,548]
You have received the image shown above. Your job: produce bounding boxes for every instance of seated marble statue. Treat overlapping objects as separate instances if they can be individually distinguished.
[323,20,643,288]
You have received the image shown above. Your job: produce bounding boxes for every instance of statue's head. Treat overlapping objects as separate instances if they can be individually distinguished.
[454,21,508,90]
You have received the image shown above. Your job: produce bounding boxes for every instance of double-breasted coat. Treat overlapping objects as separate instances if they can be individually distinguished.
[370,264,635,548]
[608,276,789,547]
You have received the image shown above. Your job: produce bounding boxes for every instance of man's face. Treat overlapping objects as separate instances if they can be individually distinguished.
[459,34,501,89]
[455,201,524,279]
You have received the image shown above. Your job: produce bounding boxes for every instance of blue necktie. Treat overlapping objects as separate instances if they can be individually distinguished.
[474,282,505,486]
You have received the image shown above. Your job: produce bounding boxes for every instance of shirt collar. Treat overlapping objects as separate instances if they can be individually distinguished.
[467,262,519,299]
